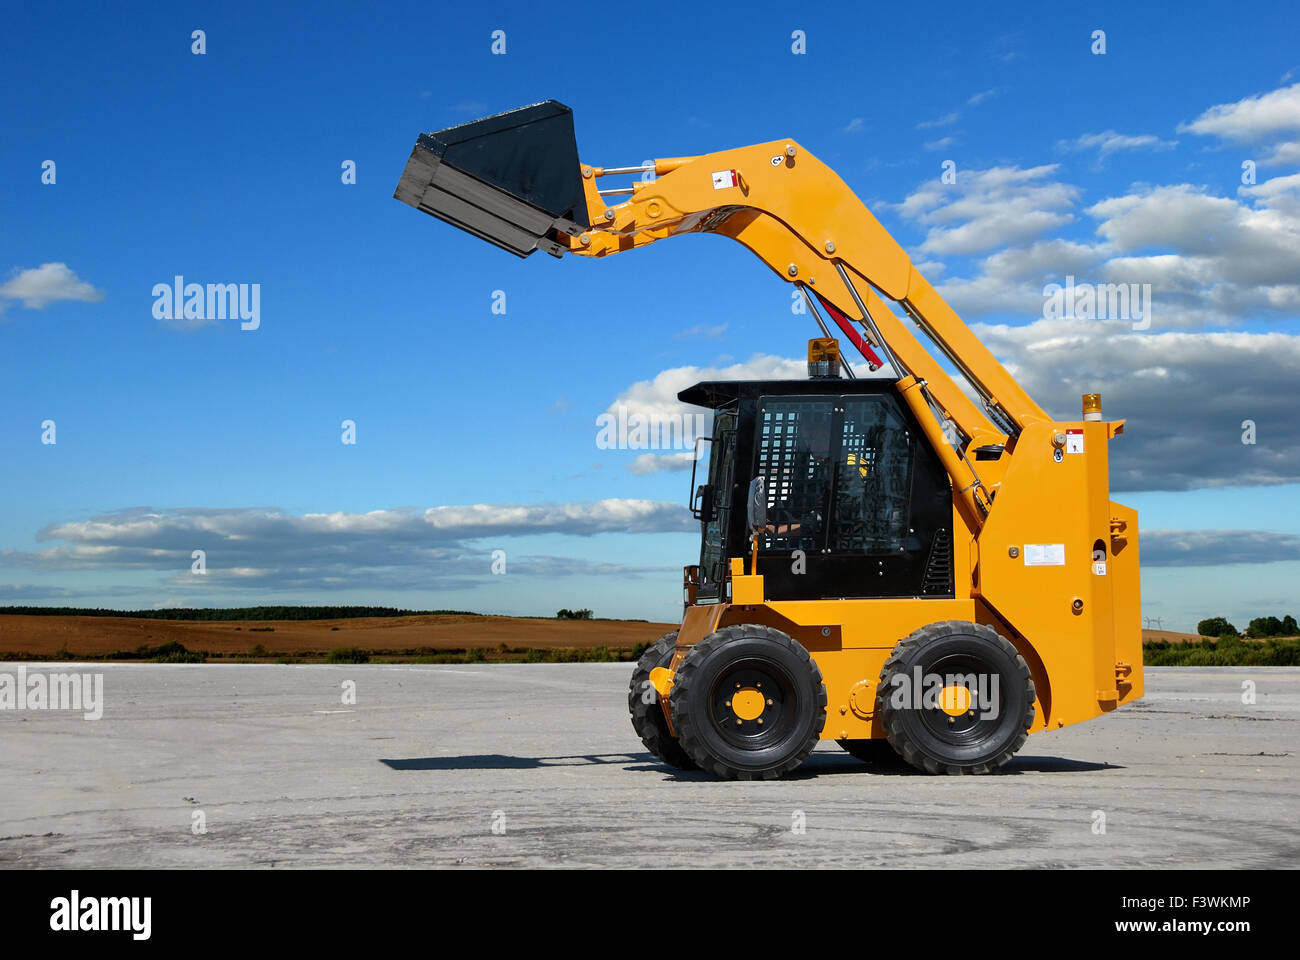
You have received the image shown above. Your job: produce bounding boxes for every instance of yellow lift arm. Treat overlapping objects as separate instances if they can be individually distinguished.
[565,141,1061,527]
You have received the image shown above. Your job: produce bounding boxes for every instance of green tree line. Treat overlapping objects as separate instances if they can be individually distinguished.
[1196,614,1298,638]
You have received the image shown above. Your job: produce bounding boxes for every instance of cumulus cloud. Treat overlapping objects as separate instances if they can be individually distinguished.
[933,239,1104,316]
[975,319,1300,491]
[914,167,1300,327]
[1179,81,1300,142]
[894,165,1079,256]
[602,354,884,427]
[1179,82,1300,166]
[0,263,104,309]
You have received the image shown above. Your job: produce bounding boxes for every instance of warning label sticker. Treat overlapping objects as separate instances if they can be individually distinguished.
[1024,543,1066,566]
[711,169,738,190]
[1066,429,1084,454]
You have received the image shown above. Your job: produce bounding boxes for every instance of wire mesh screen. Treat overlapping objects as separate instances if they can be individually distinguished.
[831,397,913,553]
[754,395,914,557]
[755,399,835,553]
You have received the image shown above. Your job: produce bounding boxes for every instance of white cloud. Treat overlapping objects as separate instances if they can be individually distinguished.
[933,238,1104,316]
[628,452,698,475]
[912,168,1300,327]
[1060,130,1177,156]
[843,118,865,134]
[1086,180,1300,315]
[917,112,960,129]
[603,354,884,426]
[0,263,104,309]
[895,164,1079,256]
[923,136,955,152]
[1180,82,1300,167]
[1179,82,1300,142]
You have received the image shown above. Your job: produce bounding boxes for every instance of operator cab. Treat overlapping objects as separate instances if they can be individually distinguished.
[683,341,954,604]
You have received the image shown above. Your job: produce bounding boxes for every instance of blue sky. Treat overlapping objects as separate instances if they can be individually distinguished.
[2,1,1298,629]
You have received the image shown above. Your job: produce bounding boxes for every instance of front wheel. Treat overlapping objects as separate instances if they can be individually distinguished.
[671,624,826,780]
[628,631,696,769]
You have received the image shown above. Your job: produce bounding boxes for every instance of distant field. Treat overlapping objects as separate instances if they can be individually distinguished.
[1141,629,1202,644]
[2,616,1291,665]
[0,614,676,663]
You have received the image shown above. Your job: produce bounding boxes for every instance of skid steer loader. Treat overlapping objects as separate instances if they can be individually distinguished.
[394,100,1144,779]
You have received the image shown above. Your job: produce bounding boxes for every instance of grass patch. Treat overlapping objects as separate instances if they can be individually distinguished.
[326,647,370,664]
[1144,634,1300,667]
[144,641,207,663]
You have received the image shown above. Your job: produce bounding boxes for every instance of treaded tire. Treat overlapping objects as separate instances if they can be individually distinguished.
[876,620,1035,775]
[671,624,827,780]
[628,631,696,770]
[836,738,902,764]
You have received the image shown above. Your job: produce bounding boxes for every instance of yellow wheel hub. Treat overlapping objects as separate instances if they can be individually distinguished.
[938,684,972,717]
[731,687,766,720]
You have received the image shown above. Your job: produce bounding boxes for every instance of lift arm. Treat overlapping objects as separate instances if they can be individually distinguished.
[394,101,1053,525]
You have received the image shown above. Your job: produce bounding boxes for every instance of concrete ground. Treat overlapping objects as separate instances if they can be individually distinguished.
[0,664,1296,868]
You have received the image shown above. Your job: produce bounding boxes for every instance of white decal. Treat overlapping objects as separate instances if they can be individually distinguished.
[1024,543,1066,566]
[711,169,738,189]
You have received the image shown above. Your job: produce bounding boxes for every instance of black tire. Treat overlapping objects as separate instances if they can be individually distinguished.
[876,620,1035,775]
[836,738,902,764]
[671,624,827,780]
[628,632,696,770]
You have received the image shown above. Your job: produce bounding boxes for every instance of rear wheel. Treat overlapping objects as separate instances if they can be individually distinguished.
[628,632,696,770]
[876,620,1035,775]
[671,624,826,780]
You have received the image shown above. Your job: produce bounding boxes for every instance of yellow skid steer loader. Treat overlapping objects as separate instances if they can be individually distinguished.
[394,100,1143,779]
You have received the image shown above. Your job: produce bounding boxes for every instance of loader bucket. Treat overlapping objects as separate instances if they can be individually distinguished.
[393,100,589,259]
